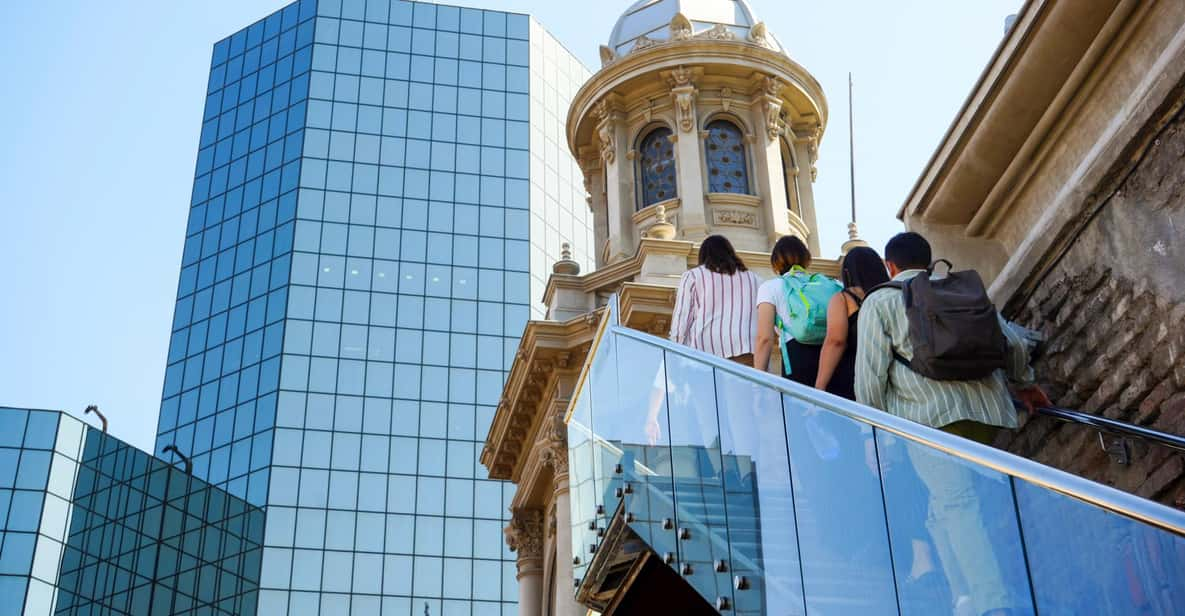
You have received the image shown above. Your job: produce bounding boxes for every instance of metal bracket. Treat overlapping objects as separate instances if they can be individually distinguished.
[83,405,108,433]
[1098,432,1131,465]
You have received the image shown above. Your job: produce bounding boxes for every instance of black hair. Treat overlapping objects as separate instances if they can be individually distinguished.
[840,246,890,291]
[884,232,932,270]
[770,235,811,275]
[698,235,747,275]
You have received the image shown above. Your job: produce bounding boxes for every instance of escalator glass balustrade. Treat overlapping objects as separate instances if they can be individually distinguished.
[566,297,1185,615]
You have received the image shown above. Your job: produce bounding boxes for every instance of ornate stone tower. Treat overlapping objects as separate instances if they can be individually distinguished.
[568,0,829,265]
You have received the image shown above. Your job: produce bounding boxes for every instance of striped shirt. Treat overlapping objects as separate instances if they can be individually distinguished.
[669,265,761,359]
[855,270,1035,429]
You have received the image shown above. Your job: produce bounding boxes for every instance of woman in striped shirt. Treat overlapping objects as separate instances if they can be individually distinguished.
[669,235,761,364]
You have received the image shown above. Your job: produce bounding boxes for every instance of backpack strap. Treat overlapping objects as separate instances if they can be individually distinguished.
[842,288,864,307]
[864,281,911,369]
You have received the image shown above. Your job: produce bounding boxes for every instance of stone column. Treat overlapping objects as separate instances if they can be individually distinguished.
[749,74,791,245]
[596,96,634,263]
[667,65,708,240]
[545,444,582,616]
[506,508,545,616]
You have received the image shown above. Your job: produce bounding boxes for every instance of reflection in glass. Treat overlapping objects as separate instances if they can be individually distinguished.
[784,397,895,614]
[1016,479,1185,613]
[665,352,731,605]
[878,431,1034,616]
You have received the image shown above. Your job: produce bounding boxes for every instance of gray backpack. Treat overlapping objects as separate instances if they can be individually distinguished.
[872,260,1008,381]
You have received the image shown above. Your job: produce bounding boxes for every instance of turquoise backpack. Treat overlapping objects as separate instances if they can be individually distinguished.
[775,266,842,374]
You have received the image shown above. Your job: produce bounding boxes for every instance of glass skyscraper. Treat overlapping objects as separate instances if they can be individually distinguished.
[154,0,593,614]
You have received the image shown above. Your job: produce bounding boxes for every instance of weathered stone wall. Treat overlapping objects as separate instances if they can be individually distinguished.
[999,105,1185,509]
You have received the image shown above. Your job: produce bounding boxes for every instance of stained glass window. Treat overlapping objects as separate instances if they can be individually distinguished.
[638,127,677,209]
[705,120,750,194]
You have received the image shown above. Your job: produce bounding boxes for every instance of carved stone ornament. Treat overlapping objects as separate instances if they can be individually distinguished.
[599,45,616,67]
[673,88,696,133]
[598,121,616,164]
[761,75,782,97]
[505,509,545,560]
[670,13,693,41]
[714,208,757,227]
[696,23,735,41]
[765,100,784,142]
[667,65,694,87]
[721,87,733,112]
[633,34,660,52]
[748,22,771,47]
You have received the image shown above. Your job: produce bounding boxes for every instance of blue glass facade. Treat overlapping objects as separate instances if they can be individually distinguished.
[157,1,593,614]
[0,407,264,616]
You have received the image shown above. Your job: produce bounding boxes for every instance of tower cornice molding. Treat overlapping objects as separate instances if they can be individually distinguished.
[567,42,828,160]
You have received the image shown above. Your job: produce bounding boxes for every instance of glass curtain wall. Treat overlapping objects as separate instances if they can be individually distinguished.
[0,408,264,616]
[158,1,593,614]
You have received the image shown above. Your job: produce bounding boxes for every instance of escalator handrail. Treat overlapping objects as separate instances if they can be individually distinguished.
[1032,405,1185,454]
[592,323,1185,536]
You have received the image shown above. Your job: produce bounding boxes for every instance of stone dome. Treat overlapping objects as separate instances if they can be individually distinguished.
[606,0,783,56]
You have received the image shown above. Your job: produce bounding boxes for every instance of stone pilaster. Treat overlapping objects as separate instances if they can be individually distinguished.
[666,65,708,240]
[596,96,634,263]
[506,508,545,616]
[748,73,792,244]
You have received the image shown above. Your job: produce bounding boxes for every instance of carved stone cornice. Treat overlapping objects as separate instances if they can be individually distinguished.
[481,317,601,481]
[505,508,545,562]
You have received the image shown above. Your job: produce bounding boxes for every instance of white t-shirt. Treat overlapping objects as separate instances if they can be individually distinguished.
[756,276,792,341]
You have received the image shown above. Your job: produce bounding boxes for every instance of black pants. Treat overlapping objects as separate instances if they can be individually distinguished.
[783,340,822,387]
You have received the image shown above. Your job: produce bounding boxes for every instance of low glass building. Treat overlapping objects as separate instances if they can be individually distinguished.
[0,407,265,616]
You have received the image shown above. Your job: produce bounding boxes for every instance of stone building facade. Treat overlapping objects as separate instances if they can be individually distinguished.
[480,1,841,614]
[899,0,1185,508]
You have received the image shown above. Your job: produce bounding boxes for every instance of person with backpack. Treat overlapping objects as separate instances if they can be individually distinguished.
[855,231,1050,616]
[753,236,841,386]
[814,246,890,400]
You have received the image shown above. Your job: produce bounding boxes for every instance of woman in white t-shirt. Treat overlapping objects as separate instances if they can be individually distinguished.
[754,236,820,385]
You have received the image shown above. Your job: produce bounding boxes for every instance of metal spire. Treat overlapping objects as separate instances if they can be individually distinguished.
[841,73,867,254]
[848,72,857,227]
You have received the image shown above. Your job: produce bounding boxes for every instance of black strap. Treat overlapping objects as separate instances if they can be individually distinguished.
[842,288,864,307]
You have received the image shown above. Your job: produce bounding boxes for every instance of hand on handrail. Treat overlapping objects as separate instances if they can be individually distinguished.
[1012,385,1052,413]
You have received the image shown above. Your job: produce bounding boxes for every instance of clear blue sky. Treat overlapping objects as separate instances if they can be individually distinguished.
[0,0,1020,451]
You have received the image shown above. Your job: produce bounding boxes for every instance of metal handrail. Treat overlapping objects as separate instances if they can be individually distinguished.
[1033,405,1185,454]
[565,295,1185,536]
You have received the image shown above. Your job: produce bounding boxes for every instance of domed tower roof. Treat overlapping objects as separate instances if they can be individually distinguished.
[607,0,783,56]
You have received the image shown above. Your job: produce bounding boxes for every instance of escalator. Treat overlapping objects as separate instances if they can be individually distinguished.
[566,298,1185,615]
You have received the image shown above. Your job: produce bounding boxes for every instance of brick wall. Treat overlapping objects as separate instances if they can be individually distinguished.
[999,105,1185,509]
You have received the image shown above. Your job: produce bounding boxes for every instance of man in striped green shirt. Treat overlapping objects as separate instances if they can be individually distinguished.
[855,233,1048,438]
[855,232,1049,616]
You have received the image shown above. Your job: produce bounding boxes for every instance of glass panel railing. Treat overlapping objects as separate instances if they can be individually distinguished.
[784,396,896,614]
[567,297,1185,614]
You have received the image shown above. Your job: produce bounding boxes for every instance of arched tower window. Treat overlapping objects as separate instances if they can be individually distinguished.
[638,127,676,209]
[705,120,750,194]
[781,138,799,214]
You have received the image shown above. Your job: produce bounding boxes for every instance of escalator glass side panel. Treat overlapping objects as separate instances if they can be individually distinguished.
[1015,478,1185,615]
[568,390,597,585]
[664,352,733,609]
[712,372,803,616]
[783,395,897,615]
[878,431,1036,616]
